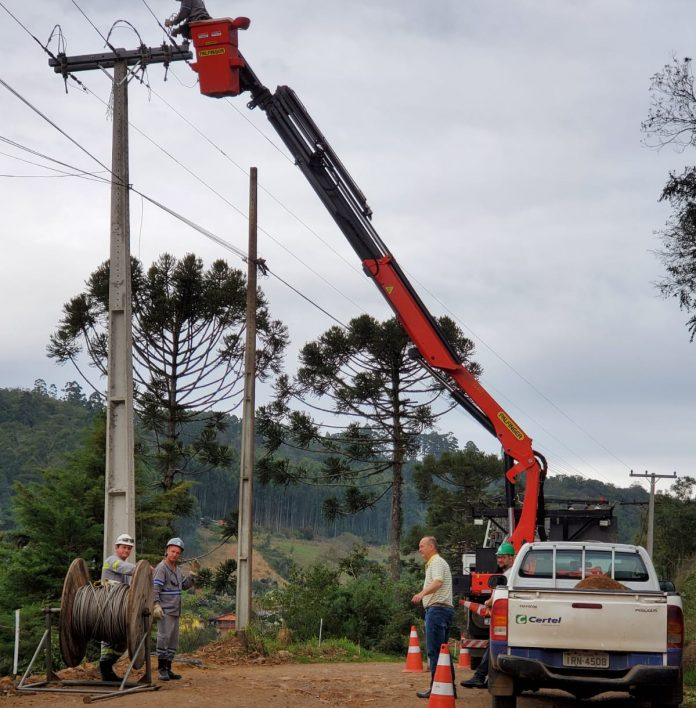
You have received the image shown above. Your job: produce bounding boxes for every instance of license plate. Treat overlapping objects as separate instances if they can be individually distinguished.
[562,651,609,669]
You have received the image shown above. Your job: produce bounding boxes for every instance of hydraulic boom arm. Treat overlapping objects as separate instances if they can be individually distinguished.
[235,57,546,549]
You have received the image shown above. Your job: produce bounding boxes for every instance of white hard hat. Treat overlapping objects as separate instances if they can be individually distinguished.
[166,537,185,551]
[115,533,135,547]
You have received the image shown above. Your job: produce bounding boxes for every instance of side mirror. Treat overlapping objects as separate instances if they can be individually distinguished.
[488,574,507,589]
[659,580,676,593]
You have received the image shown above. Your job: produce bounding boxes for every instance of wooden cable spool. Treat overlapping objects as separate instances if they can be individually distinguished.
[59,558,91,667]
[127,560,154,667]
[59,558,153,669]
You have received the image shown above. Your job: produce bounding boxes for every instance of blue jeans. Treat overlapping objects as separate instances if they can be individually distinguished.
[425,606,455,683]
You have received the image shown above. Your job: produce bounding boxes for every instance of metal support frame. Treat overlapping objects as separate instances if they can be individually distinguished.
[48,44,192,74]
[17,608,158,701]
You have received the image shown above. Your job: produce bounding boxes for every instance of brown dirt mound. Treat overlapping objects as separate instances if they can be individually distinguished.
[574,575,627,589]
[193,634,289,667]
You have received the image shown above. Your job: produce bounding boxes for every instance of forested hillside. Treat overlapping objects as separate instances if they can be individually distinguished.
[0,382,102,528]
[0,383,647,543]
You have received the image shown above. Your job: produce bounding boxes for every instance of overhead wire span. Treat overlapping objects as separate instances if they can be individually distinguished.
[0,1,87,93]
[71,0,119,53]
[0,76,114,179]
[146,83,353,261]
[0,84,347,330]
[409,272,632,473]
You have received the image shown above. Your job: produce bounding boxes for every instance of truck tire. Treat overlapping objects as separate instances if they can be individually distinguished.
[492,696,516,708]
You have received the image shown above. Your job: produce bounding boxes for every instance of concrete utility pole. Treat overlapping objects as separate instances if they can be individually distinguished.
[49,44,192,559]
[236,168,258,634]
[103,58,136,561]
[630,469,678,557]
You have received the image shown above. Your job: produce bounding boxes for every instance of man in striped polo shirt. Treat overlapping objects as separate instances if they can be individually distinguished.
[411,536,455,699]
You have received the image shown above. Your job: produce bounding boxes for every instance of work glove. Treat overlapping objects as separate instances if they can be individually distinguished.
[189,559,201,577]
[153,604,165,620]
[164,18,173,27]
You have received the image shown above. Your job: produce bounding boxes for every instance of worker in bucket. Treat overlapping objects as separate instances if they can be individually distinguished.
[153,537,200,681]
[99,533,136,682]
[164,0,211,40]
[460,541,516,689]
[411,536,455,699]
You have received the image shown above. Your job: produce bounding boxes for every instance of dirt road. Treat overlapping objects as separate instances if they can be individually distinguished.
[3,662,658,707]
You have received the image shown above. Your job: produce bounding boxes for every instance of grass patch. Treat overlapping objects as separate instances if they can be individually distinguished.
[267,534,389,571]
[683,687,696,707]
[268,637,399,664]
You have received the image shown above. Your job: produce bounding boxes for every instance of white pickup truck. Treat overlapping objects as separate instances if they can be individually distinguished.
[488,541,683,708]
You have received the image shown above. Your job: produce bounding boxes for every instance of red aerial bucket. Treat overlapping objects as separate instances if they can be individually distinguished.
[189,17,250,98]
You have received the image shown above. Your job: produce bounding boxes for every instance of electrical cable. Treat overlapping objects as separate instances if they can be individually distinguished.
[72,582,129,647]
[404,273,633,473]
[71,0,119,54]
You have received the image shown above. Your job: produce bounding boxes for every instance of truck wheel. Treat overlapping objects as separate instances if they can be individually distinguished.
[492,696,516,708]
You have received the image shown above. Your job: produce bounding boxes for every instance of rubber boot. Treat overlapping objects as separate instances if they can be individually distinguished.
[99,658,121,682]
[157,657,170,681]
[167,659,182,680]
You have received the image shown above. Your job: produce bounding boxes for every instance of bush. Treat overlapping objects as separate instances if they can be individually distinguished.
[177,622,218,654]
[266,552,413,654]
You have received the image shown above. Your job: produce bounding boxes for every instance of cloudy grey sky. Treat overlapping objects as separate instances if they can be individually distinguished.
[1,0,695,492]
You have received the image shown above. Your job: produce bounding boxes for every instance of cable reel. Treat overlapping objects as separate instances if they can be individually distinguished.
[59,558,153,669]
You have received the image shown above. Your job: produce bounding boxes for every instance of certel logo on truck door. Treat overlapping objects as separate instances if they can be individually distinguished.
[515,615,562,624]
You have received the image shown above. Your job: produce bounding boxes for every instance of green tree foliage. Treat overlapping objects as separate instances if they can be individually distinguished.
[642,57,696,338]
[0,414,193,611]
[650,476,696,579]
[407,441,502,559]
[0,422,106,605]
[0,382,101,529]
[48,253,288,490]
[211,558,238,595]
[257,314,480,580]
[0,411,197,674]
[265,544,418,653]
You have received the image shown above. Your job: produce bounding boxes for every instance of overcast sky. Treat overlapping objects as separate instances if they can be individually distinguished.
[1,1,695,493]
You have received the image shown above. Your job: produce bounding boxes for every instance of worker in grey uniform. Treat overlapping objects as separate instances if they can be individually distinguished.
[153,537,199,681]
[164,0,211,40]
[99,533,136,682]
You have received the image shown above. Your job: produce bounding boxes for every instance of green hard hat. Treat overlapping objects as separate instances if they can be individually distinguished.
[496,541,515,556]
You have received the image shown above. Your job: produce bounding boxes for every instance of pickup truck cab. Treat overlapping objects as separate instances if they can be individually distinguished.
[488,541,683,708]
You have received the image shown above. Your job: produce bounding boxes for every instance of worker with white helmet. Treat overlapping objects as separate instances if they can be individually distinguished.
[153,537,199,681]
[99,533,136,682]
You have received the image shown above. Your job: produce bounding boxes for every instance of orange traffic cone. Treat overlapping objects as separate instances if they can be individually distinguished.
[403,625,424,672]
[458,635,471,669]
[460,599,491,617]
[427,643,456,707]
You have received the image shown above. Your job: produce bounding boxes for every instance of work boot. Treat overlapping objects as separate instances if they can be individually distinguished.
[157,658,170,682]
[416,688,431,699]
[166,659,182,680]
[99,658,121,682]
[460,673,487,688]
